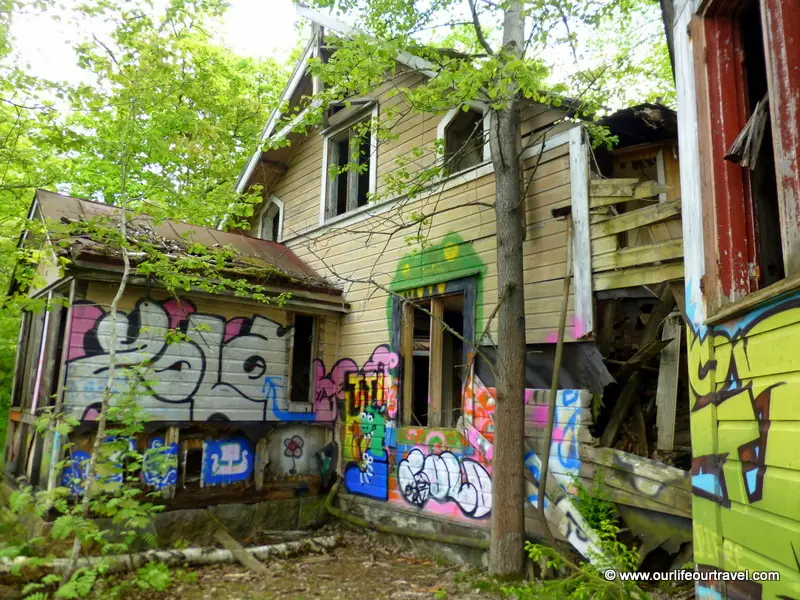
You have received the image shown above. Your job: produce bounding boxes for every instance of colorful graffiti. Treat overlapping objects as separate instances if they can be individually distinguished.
[64,297,335,423]
[142,437,178,490]
[202,437,253,486]
[687,288,800,598]
[61,450,90,495]
[283,436,304,475]
[397,448,492,518]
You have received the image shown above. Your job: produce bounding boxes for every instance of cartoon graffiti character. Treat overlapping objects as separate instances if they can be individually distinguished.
[344,404,390,500]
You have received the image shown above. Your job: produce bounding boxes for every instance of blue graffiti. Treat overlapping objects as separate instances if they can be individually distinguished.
[61,450,91,495]
[523,451,549,509]
[343,449,389,500]
[262,376,316,421]
[142,437,178,490]
[202,438,253,486]
[557,409,581,471]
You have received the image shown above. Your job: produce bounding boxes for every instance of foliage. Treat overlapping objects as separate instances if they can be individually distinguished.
[571,472,616,531]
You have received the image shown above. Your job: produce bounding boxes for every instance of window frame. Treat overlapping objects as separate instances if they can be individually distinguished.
[390,276,477,428]
[437,102,491,177]
[318,104,379,226]
[286,312,319,410]
[255,195,284,242]
[697,0,800,313]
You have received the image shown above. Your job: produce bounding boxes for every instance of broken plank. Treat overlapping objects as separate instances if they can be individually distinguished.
[579,446,690,490]
[614,339,673,382]
[590,182,669,207]
[592,239,684,272]
[599,372,641,448]
[590,199,681,239]
[656,315,682,451]
[593,262,684,291]
[568,473,691,518]
[589,178,641,195]
[211,518,271,577]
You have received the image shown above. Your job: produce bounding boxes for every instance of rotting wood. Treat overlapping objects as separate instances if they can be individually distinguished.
[593,262,684,291]
[401,302,414,425]
[592,239,683,272]
[613,338,673,382]
[656,315,682,451]
[580,445,690,489]
[630,397,649,457]
[669,280,690,326]
[1,536,340,582]
[428,297,444,427]
[590,199,681,239]
[255,437,268,491]
[598,299,618,357]
[600,372,641,449]
[213,522,271,577]
[590,182,669,207]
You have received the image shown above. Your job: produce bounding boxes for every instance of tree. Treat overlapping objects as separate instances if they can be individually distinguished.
[280,0,669,578]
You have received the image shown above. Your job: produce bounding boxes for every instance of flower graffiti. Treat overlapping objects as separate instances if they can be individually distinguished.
[283,435,304,475]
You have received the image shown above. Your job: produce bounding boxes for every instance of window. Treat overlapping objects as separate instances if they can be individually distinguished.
[256,196,283,242]
[701,0,800,302]
[289,314,317,404]
[391,278,478,429]
[321,110,377,222]
[438,105,488,176]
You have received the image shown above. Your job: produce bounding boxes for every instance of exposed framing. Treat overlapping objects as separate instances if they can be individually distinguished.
[569,126,593,338]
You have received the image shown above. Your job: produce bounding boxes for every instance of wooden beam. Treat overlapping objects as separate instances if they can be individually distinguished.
[593,263,684,291]
[598,299,618,357]
[569,126,594,338]
[428,297,444,428]
[162,426,180,500]
[590,199,681,239]
[590,182,669,207]
[211,516,271,577]
[401,303,414,425]
[599,372,641,449]
[593,239,683,272]
[259,159,288,173]
[614,339,673,382]
[656,315,682,451]
[254,437,268,491]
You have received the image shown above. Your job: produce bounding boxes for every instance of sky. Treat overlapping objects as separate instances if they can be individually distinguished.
[10,0,302,83]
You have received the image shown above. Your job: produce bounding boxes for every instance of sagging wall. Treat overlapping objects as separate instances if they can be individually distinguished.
[687,291,800,599]
[6,280,342,501]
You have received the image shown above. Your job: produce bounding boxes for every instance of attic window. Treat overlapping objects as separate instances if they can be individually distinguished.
[321,109,377,222]
[257,196,284,242]
[440,106,487,176]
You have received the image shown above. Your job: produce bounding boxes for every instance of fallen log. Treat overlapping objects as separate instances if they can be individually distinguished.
[0,535,340,582]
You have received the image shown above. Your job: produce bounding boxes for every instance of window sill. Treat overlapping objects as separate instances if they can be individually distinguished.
[705,274,800,326]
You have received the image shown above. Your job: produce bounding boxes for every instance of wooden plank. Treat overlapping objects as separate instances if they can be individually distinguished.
[592,239,684,272]
[590,195,660,209]
[613,338,672,382]
[255,437,268,491]
[590,178,641,195]
[590,182,669,207]
[569,126,593,338]
[593,262,684,291]
[598,299,617,357]
[162,426,180,500]
[401,302,414,425]
[580,445,690,490]
[212,519,271,576]
[590,199,681,239]
[599,372,641,448]
[428,297,444,428]
[656,315,682,451]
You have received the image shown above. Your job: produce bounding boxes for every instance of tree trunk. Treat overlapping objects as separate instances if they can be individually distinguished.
[488,1,526,578]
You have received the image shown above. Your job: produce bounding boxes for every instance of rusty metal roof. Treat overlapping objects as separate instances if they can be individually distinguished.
[33,190,342,296]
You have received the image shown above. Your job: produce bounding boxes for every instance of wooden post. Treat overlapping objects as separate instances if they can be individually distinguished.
[162,426,180,500]
[656,315,682,451]
[401,302,414,425]
[428,297,444,428]
[254,437,268,490]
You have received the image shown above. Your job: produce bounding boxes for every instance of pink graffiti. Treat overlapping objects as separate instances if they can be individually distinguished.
[67,304,105,361]
[544,316,590,344]
[160,298,196,330]
[224,317,246,342]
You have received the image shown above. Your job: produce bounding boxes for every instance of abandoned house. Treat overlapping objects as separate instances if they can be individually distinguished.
[667,0,800,598]
[5,1,712,584]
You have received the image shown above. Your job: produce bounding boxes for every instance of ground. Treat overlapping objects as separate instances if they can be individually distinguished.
[92,527,498,600]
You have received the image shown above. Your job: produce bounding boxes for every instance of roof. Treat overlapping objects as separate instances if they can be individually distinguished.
[32,190,342,297]
[600,103,678,148]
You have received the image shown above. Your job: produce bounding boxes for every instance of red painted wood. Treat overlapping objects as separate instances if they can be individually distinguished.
[761,0,800,276]
[704,15,756,297]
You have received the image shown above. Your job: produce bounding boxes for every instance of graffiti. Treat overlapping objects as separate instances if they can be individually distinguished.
[61,450,90,495]
[687,286,800,597]
[397,449,492,518]
[142,437,178,490]
[283,436,304,475]
[202,438,253,486]
[315,441,338,490]
[64,297,334,423]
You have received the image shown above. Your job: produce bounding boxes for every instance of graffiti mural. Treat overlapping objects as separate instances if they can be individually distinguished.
[397,449,492,518]
[687,288,800,598]
[61,450,90,495]
[142,437,178,490]
[202,437,253,486]
[64,297,335,423]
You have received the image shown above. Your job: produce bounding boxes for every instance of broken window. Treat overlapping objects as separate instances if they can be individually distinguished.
[400,294,465,428]
[257,198,283,242]
[702,0,800,296]
[443,108,485,175]
[324,117,374,220]
[289,314,317,404]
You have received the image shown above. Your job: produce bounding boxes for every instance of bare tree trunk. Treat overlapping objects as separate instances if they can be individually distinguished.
[488,0,526,578]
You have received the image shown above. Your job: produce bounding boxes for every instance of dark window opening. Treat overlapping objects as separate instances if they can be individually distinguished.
[182,444,203,486]
[402,293,465,428]
[290,315,316,404]
[445,109,484,175]
[740,2,784,287]
[326,119,372,219]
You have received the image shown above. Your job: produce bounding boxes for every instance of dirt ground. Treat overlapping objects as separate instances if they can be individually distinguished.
[99,528,499,600]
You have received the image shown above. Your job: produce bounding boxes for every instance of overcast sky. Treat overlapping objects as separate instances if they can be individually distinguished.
[11,0,301,83]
